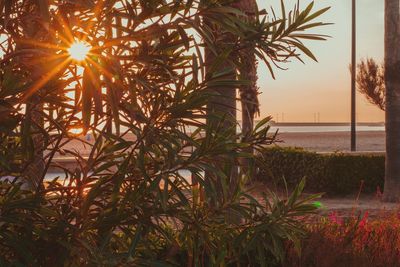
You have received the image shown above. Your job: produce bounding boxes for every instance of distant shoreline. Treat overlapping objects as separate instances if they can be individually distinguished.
[266,122,385,127]
[276,131,385,152]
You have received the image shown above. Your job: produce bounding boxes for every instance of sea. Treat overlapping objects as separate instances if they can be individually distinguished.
[268,125,385,133]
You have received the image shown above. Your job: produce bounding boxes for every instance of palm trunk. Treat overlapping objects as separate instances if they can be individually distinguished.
[203,3,238,207]
[239,47,258,178]
[202,0,261,209]
[383,0,400,202]
[205,39,238,202]
[240,47,258,133]
[236,0,259,178]
[19,2,48,190]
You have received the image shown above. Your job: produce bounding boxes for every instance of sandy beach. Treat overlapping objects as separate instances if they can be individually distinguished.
[56,130,386,157]
[275,131,385,152]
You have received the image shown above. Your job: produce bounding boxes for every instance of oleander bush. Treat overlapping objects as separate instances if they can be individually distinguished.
[257,147,385,195]
[0,178,322,266]
[0,0,329,266]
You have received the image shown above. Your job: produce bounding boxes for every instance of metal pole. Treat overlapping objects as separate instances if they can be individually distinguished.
[351,0,356,151]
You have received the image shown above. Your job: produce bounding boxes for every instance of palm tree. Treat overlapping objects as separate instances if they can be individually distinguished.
[383,0,400,202]
[235,0,259,177]
[235,0,259,134]
[204,0,258,195]
[204,4,238,204]
[203,1,330,185]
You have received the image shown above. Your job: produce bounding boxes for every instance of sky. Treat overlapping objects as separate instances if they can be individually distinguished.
[0,1,383,123]
[256,0,385,122]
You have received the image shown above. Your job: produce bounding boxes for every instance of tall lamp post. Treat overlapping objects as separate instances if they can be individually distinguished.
[351,0,356,151]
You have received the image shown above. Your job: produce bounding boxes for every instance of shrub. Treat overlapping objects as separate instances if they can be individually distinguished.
[0,1,329,265]
[256,147,385,196]
[285,211,400,267]
[0,178,321,266]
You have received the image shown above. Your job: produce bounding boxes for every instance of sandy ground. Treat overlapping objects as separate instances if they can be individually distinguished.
[51,130,386,170]
[317,197,399,216]
[58,130,386,156]
[276,131,385,152]
[246,182,399,218]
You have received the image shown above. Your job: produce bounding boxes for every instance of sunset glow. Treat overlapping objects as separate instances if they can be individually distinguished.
[68,41,91,61]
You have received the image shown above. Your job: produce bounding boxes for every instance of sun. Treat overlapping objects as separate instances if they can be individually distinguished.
[68,41,91,61]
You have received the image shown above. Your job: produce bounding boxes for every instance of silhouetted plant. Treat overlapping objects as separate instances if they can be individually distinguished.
[357,58,385,111]
[0,0,328,265]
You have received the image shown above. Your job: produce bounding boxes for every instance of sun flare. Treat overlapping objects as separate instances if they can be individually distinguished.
[68,41,91,61]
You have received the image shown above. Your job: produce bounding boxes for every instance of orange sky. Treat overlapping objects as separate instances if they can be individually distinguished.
[256,0,385,122]
[0,1,384,123]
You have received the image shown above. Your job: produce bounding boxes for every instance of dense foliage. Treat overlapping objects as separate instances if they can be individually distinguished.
[286,211,400,267]
[257,147,384,195]
[0,0,328,265]
[1,175,322,266]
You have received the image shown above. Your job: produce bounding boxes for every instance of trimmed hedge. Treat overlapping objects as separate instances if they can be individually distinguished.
[256,147,385,196]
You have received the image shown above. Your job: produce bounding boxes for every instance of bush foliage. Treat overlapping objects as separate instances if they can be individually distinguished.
[286,211,400,267]
[257,147,385,195]
[0,176,322,266]
[0,0,328,265]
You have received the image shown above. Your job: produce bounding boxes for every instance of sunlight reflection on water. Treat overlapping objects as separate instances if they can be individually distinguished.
[44,170,193,181]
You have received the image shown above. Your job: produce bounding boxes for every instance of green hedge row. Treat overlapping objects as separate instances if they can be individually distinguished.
[256,147,385,196]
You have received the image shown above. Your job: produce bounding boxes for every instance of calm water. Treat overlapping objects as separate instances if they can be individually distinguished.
[270,125,385,133]
[43,170,193,181]
[114,124,385,136]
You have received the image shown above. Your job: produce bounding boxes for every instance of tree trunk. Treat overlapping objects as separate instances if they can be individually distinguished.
[239,47,258,179]
[205,40,238,200]
[23,97,45,190]
[235,0,259,178]
[203,0,260,194]
[203,3,238,207]
[20,2,49,190]
[236,0,259,131]
[383,0,400,202]
[240,50,258,136]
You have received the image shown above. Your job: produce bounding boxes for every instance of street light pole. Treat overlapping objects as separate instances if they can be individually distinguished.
[351,0,356,151]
